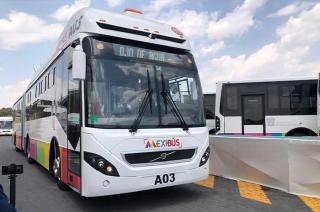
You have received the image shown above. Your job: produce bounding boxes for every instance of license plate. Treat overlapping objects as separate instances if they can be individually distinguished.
[154,173,175,185]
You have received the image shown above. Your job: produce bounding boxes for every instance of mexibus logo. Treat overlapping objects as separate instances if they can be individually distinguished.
[144,138,182,149]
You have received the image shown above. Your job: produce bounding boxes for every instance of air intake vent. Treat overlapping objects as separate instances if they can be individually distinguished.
[97,22,186,44]
[124,148,196,166]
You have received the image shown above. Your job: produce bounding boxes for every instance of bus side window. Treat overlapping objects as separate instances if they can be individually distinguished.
[45,76,47,91]
[53,68,56,86]
[48,73,50,88]
[225,86,238,115]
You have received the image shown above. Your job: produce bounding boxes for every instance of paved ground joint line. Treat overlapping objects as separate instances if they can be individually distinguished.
[299,195,320,212]
[194,176,215,189]
[237,181,272,205]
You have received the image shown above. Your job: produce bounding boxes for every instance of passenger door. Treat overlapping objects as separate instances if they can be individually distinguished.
[241,95,265,135]
[66,51,82,191]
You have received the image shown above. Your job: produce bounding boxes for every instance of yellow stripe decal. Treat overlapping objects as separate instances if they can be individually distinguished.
[194,176,215,189]
[237,181,271,205]
[299,196,320,212]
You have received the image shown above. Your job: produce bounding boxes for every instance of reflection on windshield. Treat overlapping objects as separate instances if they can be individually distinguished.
[87,60,157,127]
[0,121,12,129]
[156,65,202,127]
[85,38,205,129]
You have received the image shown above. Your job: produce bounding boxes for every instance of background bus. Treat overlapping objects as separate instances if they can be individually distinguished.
[215,78,317,136]
[204,93,215,134]
[0,116,13,136]
[12,8,209,197]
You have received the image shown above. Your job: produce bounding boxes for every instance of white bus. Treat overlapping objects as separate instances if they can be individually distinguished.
[215,78,317,136]
[0,116,13,136]
[204,93,215,134]
[12,8,209,197]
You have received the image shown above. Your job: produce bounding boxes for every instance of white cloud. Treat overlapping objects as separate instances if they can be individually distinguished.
[277,4,320,47]
[199,41,225,55]
[0,80,30,108]
[149,0,265,56]
[206,0,266,40]
[144,0,185,17]
[105,0,124,8]
[0,11,63,50]
[155,9,211,38]
[268,1,316,18]
[142,0,268,77]
[200,3,320,92]
[50,0,90,21]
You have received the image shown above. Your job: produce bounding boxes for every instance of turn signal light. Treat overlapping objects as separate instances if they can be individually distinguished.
[199,147,210,167]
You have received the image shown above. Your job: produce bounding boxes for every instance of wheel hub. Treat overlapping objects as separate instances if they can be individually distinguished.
[53,157,60,178]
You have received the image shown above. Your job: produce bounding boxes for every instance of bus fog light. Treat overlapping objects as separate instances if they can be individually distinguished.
[84,152,120,177]
[199,147,210,167]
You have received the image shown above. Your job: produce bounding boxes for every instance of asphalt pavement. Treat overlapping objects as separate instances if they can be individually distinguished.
[0,136,315,212]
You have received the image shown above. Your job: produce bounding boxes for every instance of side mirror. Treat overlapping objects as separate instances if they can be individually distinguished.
[72,45,86,80]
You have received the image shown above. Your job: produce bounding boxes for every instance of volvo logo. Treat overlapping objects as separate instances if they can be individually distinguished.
[150,151,176,163]
[160,153,167,160]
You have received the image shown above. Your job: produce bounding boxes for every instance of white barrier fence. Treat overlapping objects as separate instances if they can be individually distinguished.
[209,136,320,198]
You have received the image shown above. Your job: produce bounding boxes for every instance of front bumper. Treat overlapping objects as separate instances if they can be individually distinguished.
[81,161,209,197]
[0,132,13,136]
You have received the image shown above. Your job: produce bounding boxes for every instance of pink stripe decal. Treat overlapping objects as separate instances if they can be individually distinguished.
[60,147,68,184]
[30,139,37,160]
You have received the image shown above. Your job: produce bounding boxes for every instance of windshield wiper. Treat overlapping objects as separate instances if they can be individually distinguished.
[129,70,153,134]
[160,72,189,131]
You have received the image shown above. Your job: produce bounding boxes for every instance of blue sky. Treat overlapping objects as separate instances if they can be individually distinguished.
[0,0,319,107]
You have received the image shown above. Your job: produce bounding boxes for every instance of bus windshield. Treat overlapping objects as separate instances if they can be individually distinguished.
[0,121,12,129]
[84,37,205,129]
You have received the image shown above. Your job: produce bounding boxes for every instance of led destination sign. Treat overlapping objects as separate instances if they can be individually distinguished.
[113,44,167,63]
[93,39,192,66]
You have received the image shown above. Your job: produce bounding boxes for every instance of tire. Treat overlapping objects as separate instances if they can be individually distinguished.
[52,142,69,191]
[286,128,317,137]
[289,133,307,136]
[26,138,35,164]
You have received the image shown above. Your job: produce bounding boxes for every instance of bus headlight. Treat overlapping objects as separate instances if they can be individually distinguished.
[84,152,120,177]
[199,147,210,167]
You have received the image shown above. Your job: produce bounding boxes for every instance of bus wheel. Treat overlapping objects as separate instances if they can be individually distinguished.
[26,138,35,164]
[52,143,69,191]
[286,128,317,136]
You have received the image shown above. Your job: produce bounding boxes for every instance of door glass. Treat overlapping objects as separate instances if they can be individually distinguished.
[243,96,263,125]
[68,67,81,175]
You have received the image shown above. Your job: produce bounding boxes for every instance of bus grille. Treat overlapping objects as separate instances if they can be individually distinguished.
[124,149,196,165]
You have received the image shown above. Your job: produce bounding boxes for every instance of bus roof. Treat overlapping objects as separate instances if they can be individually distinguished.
[217,76,317,85]
[27,7,191,91]
[0,117,13,121]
